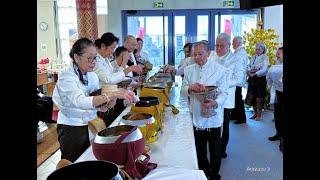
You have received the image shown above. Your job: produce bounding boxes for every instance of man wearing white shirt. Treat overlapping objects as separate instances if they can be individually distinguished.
[212,33,242,158]
[124,35,138,67]
[182,41,228,180]
[266,47,283,143]
[231,36,249,124]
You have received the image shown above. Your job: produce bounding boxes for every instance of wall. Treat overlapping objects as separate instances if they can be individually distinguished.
[107,0,240,42]
[263,5,283,44]
[97,14,108,38]
[37,0,57,62]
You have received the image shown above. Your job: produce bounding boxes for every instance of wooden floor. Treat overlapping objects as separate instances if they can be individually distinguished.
[37,123,59,167]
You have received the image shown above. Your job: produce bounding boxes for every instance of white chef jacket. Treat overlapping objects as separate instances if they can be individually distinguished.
[181,58,228,128]
[111,60,133,77]
[129,52,137,65]
[93,53,126,87]
[233,46,249,87]
[208,50,216,59]
[266,64,283,92]
[212,50,239,109]
[248,54,269,77]
[52,66,100,126]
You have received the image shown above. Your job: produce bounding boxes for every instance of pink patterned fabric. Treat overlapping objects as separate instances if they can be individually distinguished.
[76,0,98,40]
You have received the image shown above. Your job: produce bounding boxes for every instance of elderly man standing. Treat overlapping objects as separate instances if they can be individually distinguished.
[231,36,249,124]
[212,33,242,158]
[182,41,228,180]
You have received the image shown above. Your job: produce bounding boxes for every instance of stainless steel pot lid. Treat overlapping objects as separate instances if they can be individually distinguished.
[120,113,155,127]
[94,125,143,144]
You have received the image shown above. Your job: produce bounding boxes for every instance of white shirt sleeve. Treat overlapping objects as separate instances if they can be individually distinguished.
[266,67,273,87]
[130,53,137,65]
[94,60,126,84]
[54,72,94,109]
[228,59,245,88]
[181,66,192,97]
[215,70,228,108]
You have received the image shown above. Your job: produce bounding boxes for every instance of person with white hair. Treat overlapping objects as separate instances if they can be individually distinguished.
[181,41,228,180]
[124,35,138,66]
[231,36,249,124]
[212,33,243,159]
[245,42,269,120]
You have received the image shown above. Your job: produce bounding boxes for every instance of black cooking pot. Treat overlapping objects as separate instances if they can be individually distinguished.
[135,96,160,107]
[47,160,123,180]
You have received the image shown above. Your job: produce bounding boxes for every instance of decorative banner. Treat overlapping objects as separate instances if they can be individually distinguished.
[76,0,98,41]
[224,19,231,35]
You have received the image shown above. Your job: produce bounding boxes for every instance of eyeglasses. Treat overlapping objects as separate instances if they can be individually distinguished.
[80,54,97,63]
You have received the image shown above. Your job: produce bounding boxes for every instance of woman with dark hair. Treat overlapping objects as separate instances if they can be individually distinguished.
[245,42,269,120]
[93,32,143,87]
[111,46,133,76]
[52,38,136,162]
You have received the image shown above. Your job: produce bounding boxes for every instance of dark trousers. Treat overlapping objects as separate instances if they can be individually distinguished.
[37,95,55,123]
[231,87,247,123]
[57,124,90,162]
[274,90,284,136]
[194,127,221,178]
[221,108,232,153]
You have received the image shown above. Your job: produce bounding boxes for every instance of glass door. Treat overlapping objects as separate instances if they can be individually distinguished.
[174,12,210,67]
[173,15,186,66]
[123,9,259,66]
[219,14,258,42]
[126,15,168,67]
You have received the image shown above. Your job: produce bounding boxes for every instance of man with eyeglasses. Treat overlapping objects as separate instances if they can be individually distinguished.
[212,33,243,159]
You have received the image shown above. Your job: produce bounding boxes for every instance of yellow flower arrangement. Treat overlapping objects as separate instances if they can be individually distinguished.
[243,29,280,65]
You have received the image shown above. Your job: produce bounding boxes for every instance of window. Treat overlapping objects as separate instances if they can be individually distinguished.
[56,0,107,65]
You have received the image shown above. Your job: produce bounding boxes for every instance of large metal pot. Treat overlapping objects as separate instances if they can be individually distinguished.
[92,125,145,167]
[131,96,164,132]
[193,86,220,118]
[94,125,143,144]
[47,160,123,180]
[120,113,158,143]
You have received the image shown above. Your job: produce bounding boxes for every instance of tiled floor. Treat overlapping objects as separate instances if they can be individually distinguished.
[37,149,61,180]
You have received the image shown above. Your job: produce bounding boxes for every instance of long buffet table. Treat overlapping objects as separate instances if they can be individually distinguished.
[76,86,207,180]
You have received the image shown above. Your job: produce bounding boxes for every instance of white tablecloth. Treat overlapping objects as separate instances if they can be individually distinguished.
[76,87,206,180]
